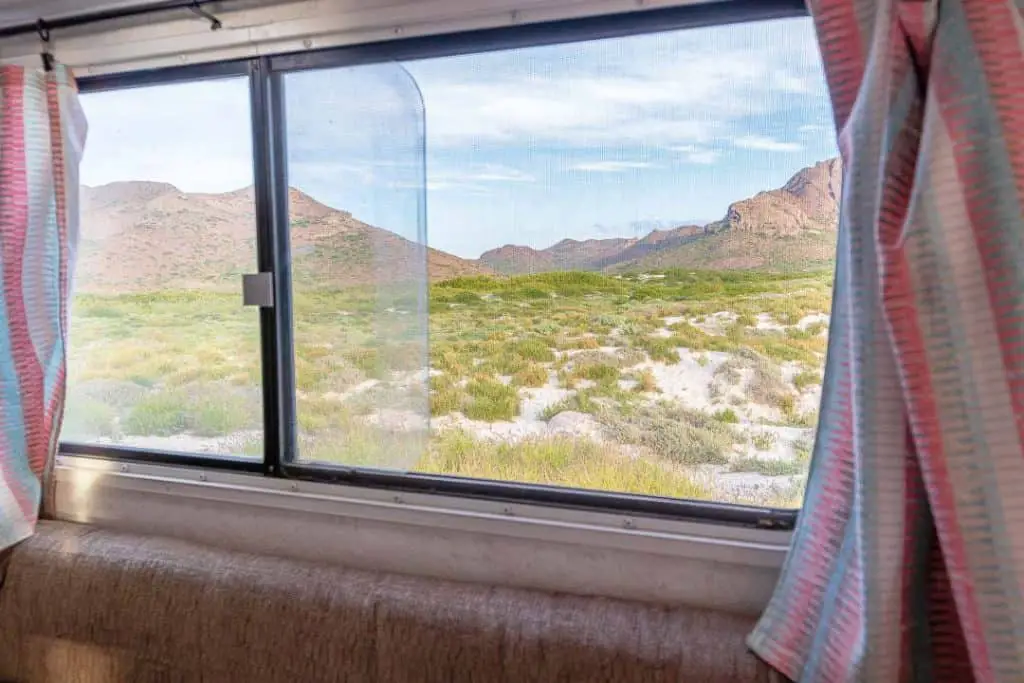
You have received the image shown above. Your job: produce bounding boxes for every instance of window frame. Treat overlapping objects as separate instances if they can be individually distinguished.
[62,0,814,531]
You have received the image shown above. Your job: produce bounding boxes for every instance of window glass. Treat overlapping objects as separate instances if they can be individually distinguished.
[287,17,838,507]
[285,64,429,467]
[64,77,263,458]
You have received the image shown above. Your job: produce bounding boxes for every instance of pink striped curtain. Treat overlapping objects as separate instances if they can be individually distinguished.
[748,1,1024,680]
[0,65,85,551]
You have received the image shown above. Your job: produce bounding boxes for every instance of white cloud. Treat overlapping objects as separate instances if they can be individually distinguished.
[571,161,654,173]
[733,135,803,152]
[670,145,720,164]
[405,17,828,151]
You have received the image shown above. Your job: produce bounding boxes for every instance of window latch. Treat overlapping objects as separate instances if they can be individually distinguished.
[242,273,274,308]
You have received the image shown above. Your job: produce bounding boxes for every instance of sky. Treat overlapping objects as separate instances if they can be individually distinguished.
[79,16,838,260]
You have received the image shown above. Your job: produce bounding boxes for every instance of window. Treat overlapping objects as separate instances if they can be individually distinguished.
[63,5,836,521]
[65,77,264,459]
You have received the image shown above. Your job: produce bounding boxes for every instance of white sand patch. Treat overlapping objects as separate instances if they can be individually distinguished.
[734,424,813,461]
[520,379,571,421]
[690,311,736,336]
[363,409,427,432]
[652,327,673,338]
[755,313,786,331]
[798,387,822,414]
[714,471,804,505]
[796,313,830,332]
[432,413,548,441]
[546,411,603,441]
[663,315,687,327]
[635,348,726,413]
[98,430,261,455]
[323,379,379,403]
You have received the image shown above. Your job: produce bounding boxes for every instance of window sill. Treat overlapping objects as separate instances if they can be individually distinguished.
[52,453,789,616]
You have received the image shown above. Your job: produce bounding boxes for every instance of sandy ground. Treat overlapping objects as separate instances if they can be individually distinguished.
[91,308,827,505]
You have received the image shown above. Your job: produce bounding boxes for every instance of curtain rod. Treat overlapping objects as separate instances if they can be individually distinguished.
[0,0,224,40]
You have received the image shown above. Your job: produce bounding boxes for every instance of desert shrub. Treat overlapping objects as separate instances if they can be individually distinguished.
[636,335,679,363]
[748,358,788,406]
[792,368,822,391]
[736,312,757,327]
[540,390,603,420]
[713,408,740,424]
[599,402,737,466]
[729,455,802,476]
[615,347,646,367]
[793,437,814,463]
[751,431,778,451]
[419,430,709,500]
[345,347,381,376]
[631,368,659,393]
[429,375,464,417]
[573,362,620,385]
[513,363,548,388]
[464,378,519,421]
[123,388,253,437]
[510,339,555,362]
[433,349,467,376]
[805,321,828,336]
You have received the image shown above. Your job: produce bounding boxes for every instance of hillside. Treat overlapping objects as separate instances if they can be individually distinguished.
[77,182,490,293]
[480,158,842,274]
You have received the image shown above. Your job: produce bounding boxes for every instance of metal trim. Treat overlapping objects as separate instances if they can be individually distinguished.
[250,56,297,475]
[77,59,250,93]
[284,462,798,529]
[268,0,808,73]
[59,442,263,473]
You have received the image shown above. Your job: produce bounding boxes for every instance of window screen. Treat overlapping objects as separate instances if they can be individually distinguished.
[64,77,264,458]
[284,16,837,507]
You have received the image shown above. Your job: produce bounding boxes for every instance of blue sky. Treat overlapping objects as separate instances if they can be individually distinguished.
[80,16,837,259]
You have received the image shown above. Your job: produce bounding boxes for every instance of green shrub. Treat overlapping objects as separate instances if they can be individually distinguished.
[713,408,740,424]
[419,430,709,500]
[729,455,802,476]
[600,402,737,466]
[464,378,519,421]
[123,391,190,436]
[513,363,548,388]
[540,390,602,420]
[510,339,555,362]
[637,336,679,363]
[123,388,254,437]
[632,368,659,393]
[574,362,620,384]
[792,368,822,391]
[751,431,778,451]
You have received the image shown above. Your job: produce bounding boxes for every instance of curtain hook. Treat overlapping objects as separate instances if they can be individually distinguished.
[189,2,222,31]
[36,19,54,72]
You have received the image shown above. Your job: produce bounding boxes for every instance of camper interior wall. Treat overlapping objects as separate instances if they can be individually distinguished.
[4,0,798,616]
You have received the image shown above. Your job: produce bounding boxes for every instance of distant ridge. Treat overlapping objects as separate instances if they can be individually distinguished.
[479,158,842,274]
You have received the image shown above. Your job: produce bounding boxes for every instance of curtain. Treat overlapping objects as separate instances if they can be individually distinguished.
[0,65,86,551]
[748,1,1024,680]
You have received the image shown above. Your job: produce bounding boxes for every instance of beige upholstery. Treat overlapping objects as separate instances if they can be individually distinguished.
[0,521,773,682]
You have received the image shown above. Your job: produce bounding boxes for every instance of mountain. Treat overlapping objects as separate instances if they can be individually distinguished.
[479,158,842,274]
[77,182,490,294]
[480,237,638,274]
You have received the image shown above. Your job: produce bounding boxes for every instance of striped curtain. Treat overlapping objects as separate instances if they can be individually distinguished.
[0,65,86,551]
[748,1,1024,681]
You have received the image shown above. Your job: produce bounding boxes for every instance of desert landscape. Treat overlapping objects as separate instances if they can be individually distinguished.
[63,158,840,508]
